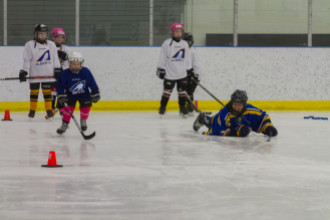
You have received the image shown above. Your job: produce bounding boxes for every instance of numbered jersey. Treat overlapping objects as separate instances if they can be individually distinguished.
[22,40,61,83]
[56,67,99,101]
[204,104,271,136]
[157,38,192,80]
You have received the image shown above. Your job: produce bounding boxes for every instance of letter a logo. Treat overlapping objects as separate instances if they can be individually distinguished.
[37,50,51,62]
[172,49,185,59]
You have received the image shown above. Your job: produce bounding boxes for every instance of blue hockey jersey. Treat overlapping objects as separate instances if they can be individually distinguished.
[204,103,271,136]
[56,67,99,101]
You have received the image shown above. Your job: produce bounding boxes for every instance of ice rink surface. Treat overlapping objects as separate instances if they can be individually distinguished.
[1,110,330,220]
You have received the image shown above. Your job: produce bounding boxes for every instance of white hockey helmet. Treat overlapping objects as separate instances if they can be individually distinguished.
[69,51,84,63]
[69,52,84,74]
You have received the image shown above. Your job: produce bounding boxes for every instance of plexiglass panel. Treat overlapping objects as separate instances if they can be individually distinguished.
[184,0,233,46]
[7,0,75,45]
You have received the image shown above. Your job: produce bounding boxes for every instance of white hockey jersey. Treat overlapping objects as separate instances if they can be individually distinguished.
[190,47,202,79]
[157,38,192,80]
[22,40,61,83]
[56,44,71,70]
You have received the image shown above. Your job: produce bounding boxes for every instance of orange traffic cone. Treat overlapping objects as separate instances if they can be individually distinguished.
[41,151,63,167]
[2,110,12,121]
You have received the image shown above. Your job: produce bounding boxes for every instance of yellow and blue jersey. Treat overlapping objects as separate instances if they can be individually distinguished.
[203,104,273,136]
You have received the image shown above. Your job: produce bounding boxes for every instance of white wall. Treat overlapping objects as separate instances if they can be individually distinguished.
[1,46,330,102]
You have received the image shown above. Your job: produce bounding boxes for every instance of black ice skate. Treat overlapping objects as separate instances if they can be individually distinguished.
[187,103,195,116]
[81,119,87,131]
[57,121,68,134]
[193,112,205,131]
[179,105,188,118]
[159,106,166,116]
[46,110,54,120]
[28,110,35,118]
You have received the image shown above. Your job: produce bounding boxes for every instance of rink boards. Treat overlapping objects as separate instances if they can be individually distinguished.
[2,100,330,111]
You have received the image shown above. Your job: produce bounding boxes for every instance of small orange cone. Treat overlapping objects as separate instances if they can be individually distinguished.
[2,110,12,121]
[41,151,63,167]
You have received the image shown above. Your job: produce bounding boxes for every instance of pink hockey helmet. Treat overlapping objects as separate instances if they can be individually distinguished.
[170,23,184,33]
[51,28,66,39]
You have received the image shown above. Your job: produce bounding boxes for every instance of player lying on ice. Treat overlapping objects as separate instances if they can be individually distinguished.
[193,90,278,137]
[56,52,100,134]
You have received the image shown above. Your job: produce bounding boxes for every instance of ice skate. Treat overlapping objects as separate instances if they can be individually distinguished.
[46,110,54,121]
[159,106,166,118]
[193,112,205,131]
[81,119,87,131]
[45,108,58,120]
[179,105,188,118]
[28,110,35,119]
[57,121,68,134]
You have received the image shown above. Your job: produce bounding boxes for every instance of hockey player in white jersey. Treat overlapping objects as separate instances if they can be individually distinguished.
[182,32,202,116]
[156,23,193,118]
[51,27,71,115]
[19,24,61,119]
[51,27,70,70]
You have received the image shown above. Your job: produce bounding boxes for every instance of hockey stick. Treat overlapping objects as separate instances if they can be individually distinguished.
[0,76,54,81]
[64,103,96,140]
[184,92,201,113]
[191,78,225,107]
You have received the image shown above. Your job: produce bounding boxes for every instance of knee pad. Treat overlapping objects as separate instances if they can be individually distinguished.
[237,125,251,137]
[264,126,278,137]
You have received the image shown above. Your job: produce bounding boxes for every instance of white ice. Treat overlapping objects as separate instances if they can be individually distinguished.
[1,111,330,220]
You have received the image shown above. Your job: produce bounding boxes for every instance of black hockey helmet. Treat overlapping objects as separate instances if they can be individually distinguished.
[34,24,48,34]
[182,32,194,47]
[34,24,48,41]
[230,90,248,104]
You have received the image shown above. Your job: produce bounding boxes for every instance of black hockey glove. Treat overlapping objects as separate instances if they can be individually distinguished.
[187,68,194,78]
[57,50,68,61]
[19,70,28,83]
[187,68,199,81]
[57,94,68,106]
[264,126,278,137]
[156,68,166,79]
[91,91,100,103]
[54,68,62,79]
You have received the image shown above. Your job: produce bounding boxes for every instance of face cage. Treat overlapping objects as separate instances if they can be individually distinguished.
[34,31,49,41]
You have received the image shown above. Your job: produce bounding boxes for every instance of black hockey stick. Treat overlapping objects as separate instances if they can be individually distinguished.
[184,92,201,113]
[191,78,225,107]
[0,75,54,81]
[64,103,96,140]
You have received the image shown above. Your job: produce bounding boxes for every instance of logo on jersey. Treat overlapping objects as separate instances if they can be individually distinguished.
[70,80,86,95]
[171,48,185,61]
[36,50,51,65]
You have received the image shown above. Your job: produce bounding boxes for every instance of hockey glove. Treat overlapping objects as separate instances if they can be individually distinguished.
[264,126,278,137]
[57,50,68,61]
[54,68,62,79]
[187,68,194,78]
[156,68,166,79]
[57,94,68,106]
[91,91,100,103]
[19,70,28,83]
[187,68,199,81]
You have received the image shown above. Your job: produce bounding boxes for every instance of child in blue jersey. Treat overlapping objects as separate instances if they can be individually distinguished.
[193,90,278,137]
[56,52,100,134]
